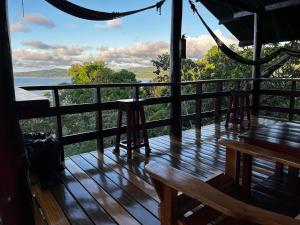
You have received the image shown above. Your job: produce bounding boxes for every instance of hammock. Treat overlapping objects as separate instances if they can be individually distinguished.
[44,0,165,21]
[189,0,300,65]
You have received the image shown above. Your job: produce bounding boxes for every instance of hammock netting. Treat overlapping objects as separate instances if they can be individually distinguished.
[44,0,165,21]
[189,0,300,65]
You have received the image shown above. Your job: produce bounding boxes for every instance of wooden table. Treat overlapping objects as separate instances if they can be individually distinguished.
[239,121,300,192]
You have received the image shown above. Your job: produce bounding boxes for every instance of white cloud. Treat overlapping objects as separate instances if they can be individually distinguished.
[106,19,122,29]
[186,29,238,59]
[23,13,55,28]
[96,29,237,67]
[95,18,122,30]
[97,41,169,68]
[11,22,31,33]
[13,43,92,69]
[10,13,55,33]
[22,40,54,49]
[13,30,238,70]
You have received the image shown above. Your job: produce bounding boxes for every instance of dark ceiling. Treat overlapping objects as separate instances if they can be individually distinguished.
[198,0,300,46]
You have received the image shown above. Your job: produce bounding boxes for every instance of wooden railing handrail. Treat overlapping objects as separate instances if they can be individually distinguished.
[20,78,253,91]
[17,78,300,157]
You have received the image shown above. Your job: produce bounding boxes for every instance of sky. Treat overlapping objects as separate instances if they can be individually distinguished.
[8,0,237,72]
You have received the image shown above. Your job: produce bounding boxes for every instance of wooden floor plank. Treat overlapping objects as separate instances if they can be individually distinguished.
[91,151,159,202]
[118,146,210,181]
[60,166,116,225]
[71,154,160,225]
[51,184,94,225]
[104,150,153,184]
[32,185,70,225]
[65,159,140,225]
[34,118,294,225]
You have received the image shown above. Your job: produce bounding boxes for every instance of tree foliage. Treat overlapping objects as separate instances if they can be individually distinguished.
[21,43,300,156]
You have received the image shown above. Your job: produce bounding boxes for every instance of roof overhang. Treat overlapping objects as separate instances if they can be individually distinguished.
[198,0,300,46]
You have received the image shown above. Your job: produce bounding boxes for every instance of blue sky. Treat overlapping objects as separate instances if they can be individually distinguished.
[8,0,236,71]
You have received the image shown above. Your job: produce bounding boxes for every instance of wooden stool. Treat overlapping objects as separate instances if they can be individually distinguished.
[225,91,251,129]
[114,99,151,157]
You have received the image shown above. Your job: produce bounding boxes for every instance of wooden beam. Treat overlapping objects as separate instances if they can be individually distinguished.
[170,0,182,139]
[0,1,34,224]
[200,0,259,12]
[219,0,300,25]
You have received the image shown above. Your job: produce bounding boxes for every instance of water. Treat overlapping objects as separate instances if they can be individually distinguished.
[14,76,151,87]
[138,78,152,83]
[14,76,72,87]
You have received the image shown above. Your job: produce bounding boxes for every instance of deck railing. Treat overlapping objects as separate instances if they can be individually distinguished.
[19,78,300,158]
[258,78,300,121]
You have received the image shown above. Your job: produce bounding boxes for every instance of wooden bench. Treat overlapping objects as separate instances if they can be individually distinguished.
[145,139,300,225]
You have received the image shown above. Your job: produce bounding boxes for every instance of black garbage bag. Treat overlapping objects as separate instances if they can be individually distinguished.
[23,132,63,190]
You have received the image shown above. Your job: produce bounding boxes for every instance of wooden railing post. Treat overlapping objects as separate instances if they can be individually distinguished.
[133,85,140,143]
[52,89,64,162]
[95,87,104,152]
[214,81,223,123]
[289,81,296,121]
[195,82,202,131]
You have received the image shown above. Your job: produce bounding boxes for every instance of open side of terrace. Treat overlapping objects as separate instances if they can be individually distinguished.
[32,117,300,225]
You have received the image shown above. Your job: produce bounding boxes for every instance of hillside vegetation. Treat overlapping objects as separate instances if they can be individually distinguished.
[15,68,68,77]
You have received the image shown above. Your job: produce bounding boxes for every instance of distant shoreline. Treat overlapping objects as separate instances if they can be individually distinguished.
[14,75,68,78]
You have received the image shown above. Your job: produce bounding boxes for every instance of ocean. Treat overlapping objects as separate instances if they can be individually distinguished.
[14,76,72,87]
[14,76,151,87]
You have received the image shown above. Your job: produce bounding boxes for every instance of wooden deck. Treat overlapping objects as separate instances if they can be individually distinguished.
[33,117,286,225]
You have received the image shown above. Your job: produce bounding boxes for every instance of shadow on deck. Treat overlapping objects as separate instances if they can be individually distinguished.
[33,117,280,225]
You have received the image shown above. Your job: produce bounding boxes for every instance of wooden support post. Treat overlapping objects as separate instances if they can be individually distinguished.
[0,1,34,224]
[195,83,203,131]
[170,0,183,139]
[214,81,223,123]
[289,81,296,121]
[52,89,64,162]
[95,87,104,152]
[251,13,263,116]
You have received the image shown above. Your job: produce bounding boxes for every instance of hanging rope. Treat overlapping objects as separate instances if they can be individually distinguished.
[189,0,300,65]
[22,0,25,17]
[44,0,165,21]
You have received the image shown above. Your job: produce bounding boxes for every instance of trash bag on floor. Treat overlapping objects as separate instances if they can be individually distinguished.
[23,132,63,190]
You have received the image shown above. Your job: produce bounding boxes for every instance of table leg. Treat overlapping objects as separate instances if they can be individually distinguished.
[242,153,253,197]
[225,147,240,183]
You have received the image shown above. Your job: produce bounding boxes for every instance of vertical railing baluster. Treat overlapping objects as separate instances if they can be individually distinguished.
[52,89,64,162]
[195,82,202,132]
[95,87,104,152]
[235,80,241,91]
[133,85,140,143]
[289,80,296,121]
[214,81,223,123]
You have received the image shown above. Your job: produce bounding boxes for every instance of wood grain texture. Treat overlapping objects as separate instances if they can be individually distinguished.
[146,162,300,225]
[51,184,94,225]
[65,159,140,225]
[71,154,160,225]
[32,185,70,225]
[33,118,300,225]
[219,139,300,169]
